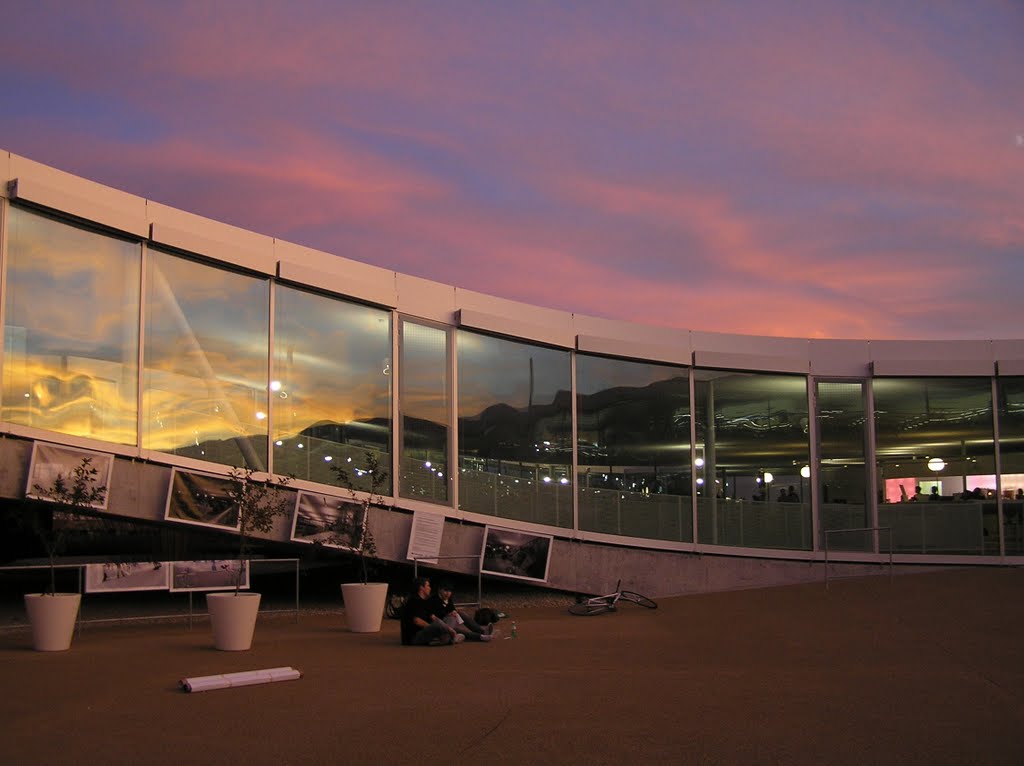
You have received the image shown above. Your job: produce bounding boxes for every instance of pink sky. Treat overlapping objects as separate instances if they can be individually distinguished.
[1,1,1021,340]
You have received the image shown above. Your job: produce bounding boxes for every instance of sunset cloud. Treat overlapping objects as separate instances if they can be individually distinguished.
[1,1,1021,341]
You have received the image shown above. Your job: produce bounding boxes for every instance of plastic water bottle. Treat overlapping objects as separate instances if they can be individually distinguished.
[511,620,518,639]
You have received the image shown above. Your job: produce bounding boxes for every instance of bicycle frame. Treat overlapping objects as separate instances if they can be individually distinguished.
[568,580,657,616]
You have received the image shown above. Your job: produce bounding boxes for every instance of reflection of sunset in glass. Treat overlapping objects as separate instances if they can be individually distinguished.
[272,284,392,484]
[143,251,269,466]
[3,207,140,445]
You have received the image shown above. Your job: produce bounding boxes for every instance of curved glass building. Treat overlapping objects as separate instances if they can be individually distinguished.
[2,150,1021,595]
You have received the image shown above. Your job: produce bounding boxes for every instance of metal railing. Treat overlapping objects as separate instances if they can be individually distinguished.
[823,527,893,589]
[411,554,483,607]
[0,557,301,631]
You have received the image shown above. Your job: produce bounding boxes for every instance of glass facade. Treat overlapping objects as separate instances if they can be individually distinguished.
[2,195,1022,564]
[576,354,691,541]
[458,330,572,527]
[272,284,392,493]
[997,377,1024,555]
[399,319,450,504]
[695,370,811,550]
[816,380,869,551]
[874,377,995,555]
[143,249,270,469]
[3,207,140,444]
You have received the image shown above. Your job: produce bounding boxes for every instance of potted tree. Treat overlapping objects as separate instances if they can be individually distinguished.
[328,451,390,633]
[26,456,107,651]
[205,468,293,651]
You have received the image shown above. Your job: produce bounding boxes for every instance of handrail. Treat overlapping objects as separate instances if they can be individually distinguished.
[411,554,483,607]
[823,527,893,589]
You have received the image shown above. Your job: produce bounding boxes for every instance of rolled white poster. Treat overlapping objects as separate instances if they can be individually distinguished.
[180,666,302,692]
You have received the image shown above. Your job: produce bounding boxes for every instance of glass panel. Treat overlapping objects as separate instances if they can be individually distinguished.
[996,378,1024,555]
[399,320,449,504]
[874,377,995,555]
[816,380,869,551]
[2,207,140,444]
[458,331,572,527]
[272,285,391,492]
[694,370,811,550]
[142,249,269,469]
[576,354,691,541]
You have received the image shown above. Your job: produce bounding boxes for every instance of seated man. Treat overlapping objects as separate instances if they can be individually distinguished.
[400,577,463,646]
[427,581,496,642]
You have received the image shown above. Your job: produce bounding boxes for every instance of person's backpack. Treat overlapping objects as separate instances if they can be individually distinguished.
[474,607,499,626]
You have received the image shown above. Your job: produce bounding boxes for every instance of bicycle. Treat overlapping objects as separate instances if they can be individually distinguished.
[568,579,657,616]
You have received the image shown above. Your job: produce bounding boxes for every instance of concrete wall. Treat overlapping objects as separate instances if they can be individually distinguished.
[1,434,904,597]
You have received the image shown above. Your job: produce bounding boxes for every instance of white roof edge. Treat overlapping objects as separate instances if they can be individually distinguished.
[576,334,690,366]
[456,308,574,348]
[872,359,996,377]
[277,259,397,308]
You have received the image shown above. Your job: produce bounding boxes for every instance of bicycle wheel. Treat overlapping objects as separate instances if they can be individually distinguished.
[385,593,407,620]
[568,600,616,616]
[619,591,657,609]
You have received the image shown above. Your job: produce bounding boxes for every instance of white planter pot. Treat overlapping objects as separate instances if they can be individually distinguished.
[24,593,81,651]
[207,592,261,651]
[340,582,388,633]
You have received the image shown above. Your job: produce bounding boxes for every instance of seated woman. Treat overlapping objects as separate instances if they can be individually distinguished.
[427,581,497,642]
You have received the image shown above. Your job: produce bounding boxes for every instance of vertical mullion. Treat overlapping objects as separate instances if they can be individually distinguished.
[137,240,148,454]
[266,280,276,476]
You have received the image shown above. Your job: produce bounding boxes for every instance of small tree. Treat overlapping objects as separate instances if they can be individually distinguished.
[327,451,389,584]
[31,457,108,596]
[224,468,294,594]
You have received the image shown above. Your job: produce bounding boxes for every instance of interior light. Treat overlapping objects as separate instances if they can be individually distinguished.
[324,456,333,462]
[543,476,552,483]
[928,458,946,472]
[560,477,569,484]
[763,472,774,484]
[800,466,811,479]
[696,478,704,485]
[255,411,267,420]
[270,381,282,392]
[695,457,705,468]
[425,461,432,468]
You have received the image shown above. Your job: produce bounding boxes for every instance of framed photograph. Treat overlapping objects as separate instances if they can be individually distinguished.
[85,562,169,593]
[290,491,365,550]
[26,442,114,510]
[169,560,248,592]
[480,525,553,583]
[164,469,239,529]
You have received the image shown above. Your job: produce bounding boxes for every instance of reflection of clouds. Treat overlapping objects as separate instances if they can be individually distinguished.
[7,208,140,350]
[5,359,137,443]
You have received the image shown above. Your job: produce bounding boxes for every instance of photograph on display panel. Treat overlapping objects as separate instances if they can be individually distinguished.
[25,442,114,509]
[480,525,553,583]
[164,469,239,529]
[290,491,366,550]
[170,560,248,592]
[85,561,169,593]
